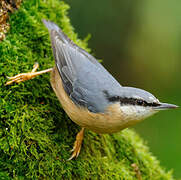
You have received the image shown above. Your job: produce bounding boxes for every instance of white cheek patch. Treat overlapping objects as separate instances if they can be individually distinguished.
[120,105,156,121]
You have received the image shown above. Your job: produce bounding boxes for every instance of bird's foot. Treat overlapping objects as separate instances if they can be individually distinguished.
[5,62,52,85]
[68,128,85,161]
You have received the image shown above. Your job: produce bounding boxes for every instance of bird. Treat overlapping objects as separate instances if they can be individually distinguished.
[6,19,178,160]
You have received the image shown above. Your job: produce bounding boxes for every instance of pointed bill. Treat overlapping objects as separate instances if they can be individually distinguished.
[153,103,179,110]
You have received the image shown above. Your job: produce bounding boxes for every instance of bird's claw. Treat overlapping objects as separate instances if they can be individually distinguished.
[5,72,36,85]
[5,72,38,85]
[5,63,53,86]
[68,139,82,161]
[67,128,84,161]
[5,62,40,85]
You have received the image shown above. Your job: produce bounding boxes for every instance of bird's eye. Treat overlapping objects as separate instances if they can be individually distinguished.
[136,99,144,105]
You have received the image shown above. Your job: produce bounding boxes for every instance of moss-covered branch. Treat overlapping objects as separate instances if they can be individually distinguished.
[0,0,174,179]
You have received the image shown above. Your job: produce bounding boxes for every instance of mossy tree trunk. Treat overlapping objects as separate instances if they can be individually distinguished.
[0,0,175,179]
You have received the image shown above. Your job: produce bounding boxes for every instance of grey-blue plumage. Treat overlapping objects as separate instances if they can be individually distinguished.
[42,19,160,113]
[5,19,177,160]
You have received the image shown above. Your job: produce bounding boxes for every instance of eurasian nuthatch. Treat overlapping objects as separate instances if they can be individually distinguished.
[6,19,178,160]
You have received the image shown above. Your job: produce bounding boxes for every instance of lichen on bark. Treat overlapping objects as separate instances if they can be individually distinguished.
[0,0,175,179]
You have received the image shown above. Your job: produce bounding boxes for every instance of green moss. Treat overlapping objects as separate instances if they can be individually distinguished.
[0,0,175,179]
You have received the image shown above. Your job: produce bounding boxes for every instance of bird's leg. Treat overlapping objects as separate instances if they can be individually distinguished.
[68,128,85,161]
[5,62,53,85]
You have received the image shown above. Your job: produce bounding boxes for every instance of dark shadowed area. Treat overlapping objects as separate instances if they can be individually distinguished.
[65,0,181,177]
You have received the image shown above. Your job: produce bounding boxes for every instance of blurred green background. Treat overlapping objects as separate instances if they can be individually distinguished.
[65,0,181,178]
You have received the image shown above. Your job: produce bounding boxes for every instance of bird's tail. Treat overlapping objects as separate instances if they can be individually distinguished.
[42,19,70,44]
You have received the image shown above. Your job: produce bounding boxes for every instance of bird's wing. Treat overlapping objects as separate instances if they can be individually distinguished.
[43,20,122,113]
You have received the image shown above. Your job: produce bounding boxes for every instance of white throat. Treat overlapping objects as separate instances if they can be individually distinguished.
[120,105,157,122]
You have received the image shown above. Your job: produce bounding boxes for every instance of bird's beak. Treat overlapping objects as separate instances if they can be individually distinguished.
[153,103,179,110]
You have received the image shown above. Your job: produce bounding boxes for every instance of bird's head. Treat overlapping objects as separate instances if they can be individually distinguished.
[104,87,178,125]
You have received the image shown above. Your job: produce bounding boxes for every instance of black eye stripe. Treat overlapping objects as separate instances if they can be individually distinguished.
[136,99,144,105]
[119,97,159,107]
[103,90,159,107]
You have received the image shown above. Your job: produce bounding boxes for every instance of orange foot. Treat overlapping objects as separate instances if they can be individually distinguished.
[6,62,52,85]
[68,128,85,161]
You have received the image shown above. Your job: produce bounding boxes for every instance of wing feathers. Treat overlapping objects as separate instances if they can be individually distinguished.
[43,19,122,113]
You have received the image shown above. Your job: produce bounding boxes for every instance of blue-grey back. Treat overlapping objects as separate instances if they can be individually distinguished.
[43,20,122,113]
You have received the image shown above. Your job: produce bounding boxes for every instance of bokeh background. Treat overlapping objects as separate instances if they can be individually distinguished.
[65,0,181,178]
